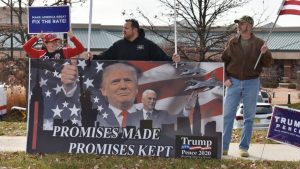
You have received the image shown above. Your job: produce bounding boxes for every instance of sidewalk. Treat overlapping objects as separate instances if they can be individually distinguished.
[0,136,26,152]
[0,136,299,161]
[223,143,300,161]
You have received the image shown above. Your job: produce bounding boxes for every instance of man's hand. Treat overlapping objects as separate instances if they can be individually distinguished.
[261,43,268,54]
[61,58,78,86]
[68,30,74,39]
[172,53,180,63]
[224,79,232,88]
[78,52,93,60]
[36,33,44,39]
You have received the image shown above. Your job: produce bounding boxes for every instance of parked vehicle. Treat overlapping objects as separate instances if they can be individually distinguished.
[260,90,272,103]
[234,102,273,129]
[257,94,264,103]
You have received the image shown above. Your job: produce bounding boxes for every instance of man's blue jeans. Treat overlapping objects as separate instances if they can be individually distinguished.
[223,77,260,151]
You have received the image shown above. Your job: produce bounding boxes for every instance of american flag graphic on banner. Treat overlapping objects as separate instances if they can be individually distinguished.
[278,0,300,15]
[27,59,223,158]
[181,144,212,151]
[29,59,223,132]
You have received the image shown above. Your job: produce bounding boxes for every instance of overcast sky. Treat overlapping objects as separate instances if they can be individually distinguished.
[1,0,299,27]
[68,0,300,27]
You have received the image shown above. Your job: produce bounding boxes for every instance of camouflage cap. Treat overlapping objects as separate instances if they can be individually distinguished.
[234,15,254,25]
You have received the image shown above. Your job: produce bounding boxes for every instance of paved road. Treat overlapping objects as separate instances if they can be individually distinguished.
[0,136,299,161]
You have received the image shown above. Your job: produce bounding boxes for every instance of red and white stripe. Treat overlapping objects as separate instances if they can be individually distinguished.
[0,105,6,111]
[278,0,300,15]
[189,146,212,151]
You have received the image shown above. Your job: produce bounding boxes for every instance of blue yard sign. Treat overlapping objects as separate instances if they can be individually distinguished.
[267,106,300,148]
[28,6,70,34]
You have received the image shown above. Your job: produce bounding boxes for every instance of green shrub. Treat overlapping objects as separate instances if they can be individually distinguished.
[288,83,297,89]
[261,81,279,88]
[289,103,300,110]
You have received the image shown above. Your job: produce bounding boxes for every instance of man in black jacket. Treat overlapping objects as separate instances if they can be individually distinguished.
[92,19,180,62]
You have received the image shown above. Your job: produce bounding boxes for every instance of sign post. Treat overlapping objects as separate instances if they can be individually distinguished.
[267,106,300,148]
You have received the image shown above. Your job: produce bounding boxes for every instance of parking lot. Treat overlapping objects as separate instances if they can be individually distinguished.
[265,87,300,105]
[233,87,300,130]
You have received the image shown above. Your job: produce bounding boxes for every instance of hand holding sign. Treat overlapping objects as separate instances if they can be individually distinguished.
[61,58,78,85]
[68,30,74,38]
[260,43,268,54]
[36,33,44,39]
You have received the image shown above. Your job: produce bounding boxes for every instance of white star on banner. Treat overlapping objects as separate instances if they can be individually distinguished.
[78,59,87,70]
[84,78,94,89]
[53,70,60,78]
[71,118,78,125]
[53,84,62,94]
[102,112,108,119]
[45,70,50,75]
[69,104,80,117]
[62,101,69,108]
[52,105,63,118]
[43,119,53,130]
[93,96,99,103]
[45,90,51,97]
[97,105,104,112]
[96,62,104,73]
[39,77,48,87]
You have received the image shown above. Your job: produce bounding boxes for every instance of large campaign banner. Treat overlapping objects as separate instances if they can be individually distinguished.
[27,6,70,34]
[267,106,300,148]
[27,59,224,159]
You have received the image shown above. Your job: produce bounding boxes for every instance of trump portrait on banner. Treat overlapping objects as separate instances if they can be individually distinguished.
[61,61,139,128]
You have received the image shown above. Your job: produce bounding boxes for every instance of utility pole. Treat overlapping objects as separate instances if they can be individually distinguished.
[10,0,13,58]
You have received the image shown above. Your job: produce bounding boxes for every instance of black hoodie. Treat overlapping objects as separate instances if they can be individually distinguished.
[93,29,171,61]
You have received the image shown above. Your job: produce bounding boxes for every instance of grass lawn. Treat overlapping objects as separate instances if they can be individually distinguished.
[289,103,300,110]
[0,152,299,169]
[231,129,277,144]
[0,121,27,136]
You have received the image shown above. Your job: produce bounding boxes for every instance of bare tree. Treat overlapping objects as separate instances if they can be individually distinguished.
[129,0,253,61]
[0,0,29,48]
